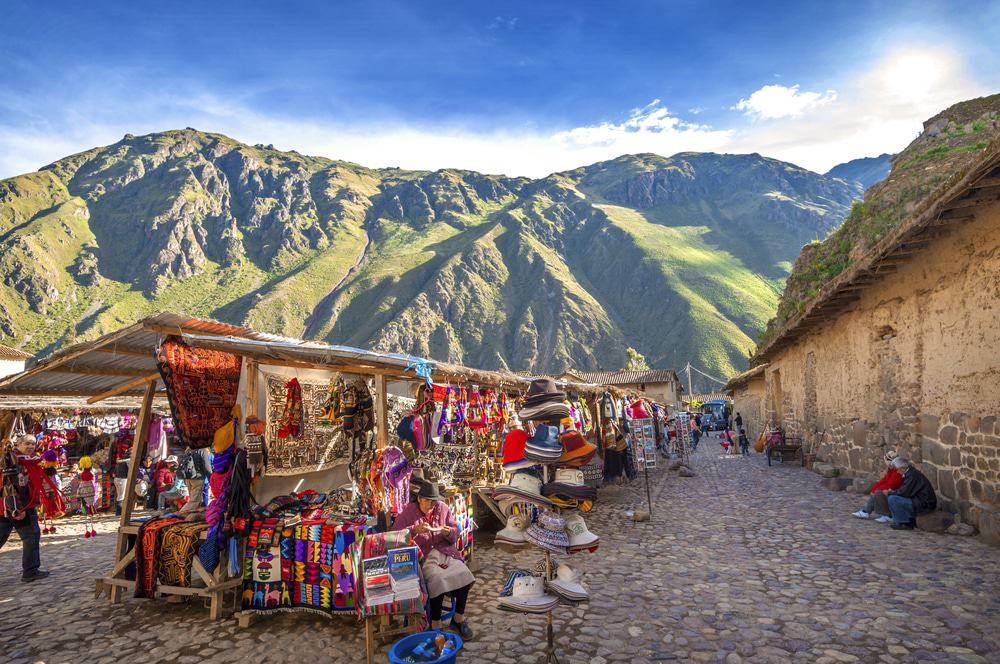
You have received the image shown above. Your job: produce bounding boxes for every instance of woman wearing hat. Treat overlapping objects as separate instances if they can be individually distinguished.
[392,481,476,638]
[851,450,904,522]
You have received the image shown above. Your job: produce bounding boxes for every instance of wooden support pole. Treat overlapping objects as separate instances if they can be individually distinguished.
[107,380,156,603]
[245,359,258,419]
[374,374,388,450]
[87,372,161,404]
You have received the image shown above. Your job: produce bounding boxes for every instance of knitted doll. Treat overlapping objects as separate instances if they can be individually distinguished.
[39,448,63,534]
[75,456,100,538]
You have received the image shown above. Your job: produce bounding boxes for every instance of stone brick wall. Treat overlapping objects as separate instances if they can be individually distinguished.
[732,378,766,442]
[762,199,1000,542]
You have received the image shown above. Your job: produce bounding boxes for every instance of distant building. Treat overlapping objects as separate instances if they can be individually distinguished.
[563,369,682,408]
[0,344,31,380]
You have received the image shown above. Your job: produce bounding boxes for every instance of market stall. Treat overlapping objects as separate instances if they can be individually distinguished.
[0,312,623,661]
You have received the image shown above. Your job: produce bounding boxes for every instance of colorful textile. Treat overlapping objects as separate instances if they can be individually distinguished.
[277,378,303,439]
[241,520,373,615]
[156,337,242,450]
[160,522,210,586]
[135,516,182,598]
[264,373,352,475]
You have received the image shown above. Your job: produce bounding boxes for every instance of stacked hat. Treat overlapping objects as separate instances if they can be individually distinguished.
[525,511,569,554]
[495,513,530,546]
[558,430,597,467]
[564,513,600,554]
[498,569,535,597]
[547,564,588,602]
[542,468,598,507]
[492,472,553,509]
[524,425,563,463]
[497,575,558,613]
[518,379,570,422]
[502,429,535,471]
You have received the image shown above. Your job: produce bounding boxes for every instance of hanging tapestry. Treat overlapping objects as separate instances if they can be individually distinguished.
[264,374,351,475]
[156,336,242,450]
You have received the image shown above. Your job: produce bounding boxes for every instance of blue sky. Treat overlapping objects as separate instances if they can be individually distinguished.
[1,0,998,178]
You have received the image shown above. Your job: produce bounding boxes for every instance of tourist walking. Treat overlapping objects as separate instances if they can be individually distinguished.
[0,434,51,582]
[690,416,701,451]
[738,428,750,456]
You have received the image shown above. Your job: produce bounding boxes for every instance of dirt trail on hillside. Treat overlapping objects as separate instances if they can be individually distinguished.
[301,230,371,340]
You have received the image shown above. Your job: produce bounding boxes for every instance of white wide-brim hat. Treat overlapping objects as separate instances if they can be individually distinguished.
[548,563,588,600]
[497,576,559,611]
[564,513,599,548]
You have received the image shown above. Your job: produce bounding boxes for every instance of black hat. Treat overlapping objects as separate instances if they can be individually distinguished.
[416,481,442,500]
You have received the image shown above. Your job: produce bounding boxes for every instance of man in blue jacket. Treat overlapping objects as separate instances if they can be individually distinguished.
[887,457,937,530]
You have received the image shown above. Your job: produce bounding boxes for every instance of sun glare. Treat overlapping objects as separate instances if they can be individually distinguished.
[881,51,949,102]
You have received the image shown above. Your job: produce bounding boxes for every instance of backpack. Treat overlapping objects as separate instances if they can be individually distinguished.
[178,452,198,480]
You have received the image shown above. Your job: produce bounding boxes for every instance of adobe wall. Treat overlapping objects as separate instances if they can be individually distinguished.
[764,199,1000,541]
[732,377,766,442]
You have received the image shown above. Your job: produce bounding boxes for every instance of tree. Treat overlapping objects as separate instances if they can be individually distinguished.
[624,347,650,370]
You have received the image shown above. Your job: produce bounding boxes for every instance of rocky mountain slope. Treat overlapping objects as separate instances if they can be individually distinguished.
[825,153,893,190]
[0,130,862,384]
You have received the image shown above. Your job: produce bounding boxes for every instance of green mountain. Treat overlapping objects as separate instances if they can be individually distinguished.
[825,153,893,190]
[0,130,862,386]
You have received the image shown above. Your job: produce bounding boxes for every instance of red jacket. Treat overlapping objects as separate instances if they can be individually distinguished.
[870,468,903,493]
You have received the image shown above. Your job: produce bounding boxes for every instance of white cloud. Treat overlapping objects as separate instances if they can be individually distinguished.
[725,46,990,171]
[734,84,838,119]
[0,44,992,181]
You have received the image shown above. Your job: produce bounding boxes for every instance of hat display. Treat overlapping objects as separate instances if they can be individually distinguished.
[519,379,570,421]
[525,511,569,553]
[524,425,563,462]
[497,575,559,613]
[498,569,535,597]
[492,472,553,508]
[502,429,535,471]
[542,467,598,507]
[495,513,530,546]
[564,513,599,553]
[558,430,597,465]
[548,564,588,602]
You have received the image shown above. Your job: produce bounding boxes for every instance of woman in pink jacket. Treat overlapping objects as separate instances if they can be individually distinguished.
[392,481,475,638]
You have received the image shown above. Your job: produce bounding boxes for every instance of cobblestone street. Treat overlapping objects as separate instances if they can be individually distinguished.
[3,435,999,664]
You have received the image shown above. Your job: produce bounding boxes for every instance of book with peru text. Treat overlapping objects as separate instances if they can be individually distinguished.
[388,546,421,601]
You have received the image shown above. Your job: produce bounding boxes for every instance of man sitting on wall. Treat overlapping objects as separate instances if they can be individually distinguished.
[886,457,937,531]
[851,450,903,523]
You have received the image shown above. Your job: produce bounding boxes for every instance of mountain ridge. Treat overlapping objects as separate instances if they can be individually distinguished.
[0,129,864,388]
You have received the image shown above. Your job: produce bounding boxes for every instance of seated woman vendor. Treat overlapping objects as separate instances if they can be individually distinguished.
[392,481,475,639]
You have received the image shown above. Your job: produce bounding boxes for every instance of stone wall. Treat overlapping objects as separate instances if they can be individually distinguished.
[762,199,1000,542]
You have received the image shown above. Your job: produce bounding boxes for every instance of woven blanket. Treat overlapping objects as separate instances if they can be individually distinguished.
[156,337,242,449]
[264,373,350,475]
[241,520,372,615]
[159,522,210,587]
[135,516,182,598]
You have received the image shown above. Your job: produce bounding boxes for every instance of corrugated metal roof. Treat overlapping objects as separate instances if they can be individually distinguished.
[0,312,610,405]
[572,369,679,385]
[0,344,32,361]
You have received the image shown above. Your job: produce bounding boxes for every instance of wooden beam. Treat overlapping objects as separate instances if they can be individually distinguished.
[107,379,156,603]
[941,188,1000,211]
[118,380,156,529]
[86,372,161,404]
[971,175,1000,189]
[51,366,155,378]
[374,374,388,450]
